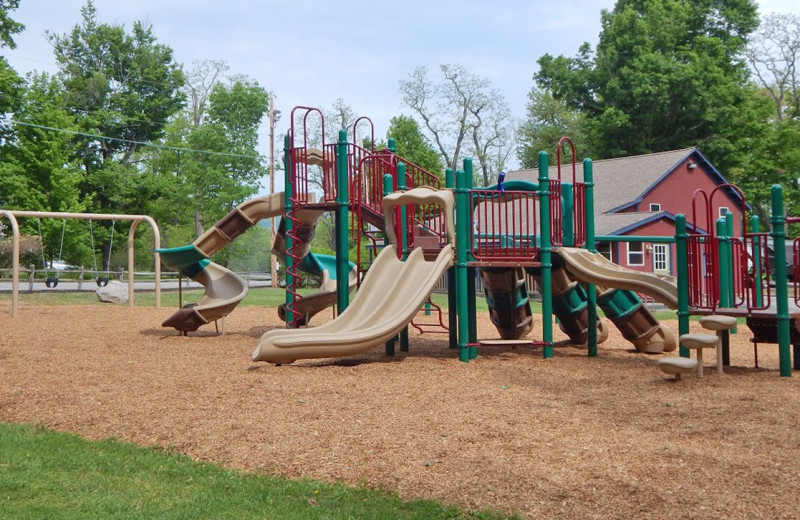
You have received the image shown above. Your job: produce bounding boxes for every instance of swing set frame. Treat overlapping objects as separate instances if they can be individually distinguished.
[1,210,162,317]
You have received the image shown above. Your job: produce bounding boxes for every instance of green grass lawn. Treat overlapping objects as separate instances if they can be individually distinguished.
[0,423,518,520]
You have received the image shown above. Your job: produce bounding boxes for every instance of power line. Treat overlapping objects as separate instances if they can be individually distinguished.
[7,119,262,160]
[0,91,182,130]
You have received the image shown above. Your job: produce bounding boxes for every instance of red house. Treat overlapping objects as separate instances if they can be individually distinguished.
[507,148,746,276]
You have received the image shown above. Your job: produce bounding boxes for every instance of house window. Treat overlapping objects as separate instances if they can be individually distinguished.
[627,242,645,266]
[649,203,661,212]
[597,243,612,261]
[718,206,730,218]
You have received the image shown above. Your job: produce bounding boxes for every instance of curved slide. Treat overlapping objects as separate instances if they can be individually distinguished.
[158,192,328,332]
[557,247,678,308]
[158,194,286,331]
[556,247,677,353]
[252,244,454,365]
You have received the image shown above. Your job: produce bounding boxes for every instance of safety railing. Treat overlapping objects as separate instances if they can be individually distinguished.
[795,238,800,307]
[470,190,539,262]
[687,232,773,312]
[550,136,586,247]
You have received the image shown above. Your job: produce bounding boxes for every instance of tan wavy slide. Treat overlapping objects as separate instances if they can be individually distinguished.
[557,247,678,309]
[252,244,454,364]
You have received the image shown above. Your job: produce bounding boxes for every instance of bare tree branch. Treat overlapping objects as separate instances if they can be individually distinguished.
[399,64,514,184]
[746,13,800,121]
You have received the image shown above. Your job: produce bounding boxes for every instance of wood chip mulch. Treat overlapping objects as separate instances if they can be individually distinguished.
[2,302,799,519]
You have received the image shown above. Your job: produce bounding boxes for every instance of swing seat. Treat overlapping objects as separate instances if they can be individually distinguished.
[96,276,110,287]
[45,277,59,288]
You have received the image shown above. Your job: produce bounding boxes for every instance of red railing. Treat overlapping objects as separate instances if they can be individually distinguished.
[745,233,772,311]
[795,237,800,307]
[470,190,539,262]
[289,106,336,205]
[687,234,717,309]
[730,237,747,308]
[550,136,586,247]
[684,184,780,312]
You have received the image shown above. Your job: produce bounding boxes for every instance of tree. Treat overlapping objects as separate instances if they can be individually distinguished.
[742,12,800,219]
[49,1,185,168]
[398,64,514,184]
[152,72,269,265]
[184,60,229,126]
[0,0,23,48]
[746,13,800,122]
[46,1,186,266]
[469,95,516,185]
[0,0,23,143]
[0,73,93,266]
[535,0,760,170]
[386,115,443,175]
[517,87,589,168]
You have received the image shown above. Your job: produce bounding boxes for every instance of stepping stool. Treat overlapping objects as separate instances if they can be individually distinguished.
[679,333,720,377]
[657,357,699,380]
[699,315,737,371]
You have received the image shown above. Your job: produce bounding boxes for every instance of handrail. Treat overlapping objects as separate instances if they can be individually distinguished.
[0,210,161,317]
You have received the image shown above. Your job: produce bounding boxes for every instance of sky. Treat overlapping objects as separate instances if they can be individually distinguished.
[5,0,800,189]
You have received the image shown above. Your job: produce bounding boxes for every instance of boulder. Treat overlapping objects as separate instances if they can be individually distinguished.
[96,280,128,304]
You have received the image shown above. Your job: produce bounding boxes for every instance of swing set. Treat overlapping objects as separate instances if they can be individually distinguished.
[0,210,162,317]
[36,217,67,288]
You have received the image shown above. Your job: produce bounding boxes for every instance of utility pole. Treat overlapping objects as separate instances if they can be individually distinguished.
[269,91,278,288]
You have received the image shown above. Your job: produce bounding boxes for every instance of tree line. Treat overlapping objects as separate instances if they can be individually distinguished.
[1,0,799,272]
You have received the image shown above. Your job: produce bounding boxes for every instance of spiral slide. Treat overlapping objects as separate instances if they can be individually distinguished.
[158,192,330,332]
[252,244,454,365]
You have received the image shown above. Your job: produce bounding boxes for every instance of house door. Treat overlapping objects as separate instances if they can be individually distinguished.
[653,244,670,275]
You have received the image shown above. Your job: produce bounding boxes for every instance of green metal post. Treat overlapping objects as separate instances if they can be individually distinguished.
[396,162,409,352]
[464,159,478,358]
[715,217,734,364]
[446,168,458,348]
[335,129,350,314]
[538,151,554,358]
[770,185,792,376]
[387,138,396,153]
[717,218,731,310]
[752,215,762,308]
[561,182,574,247]
[725,212,738,339]
[584,159,598,357]
[675,215,690,357]
[283,134,296,328]
[383,174,396,356]
[455,169,471,362]
[397,163,409,258]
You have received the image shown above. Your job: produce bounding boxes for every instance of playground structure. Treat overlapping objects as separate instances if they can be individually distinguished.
[671,183,800,377]
[2,104,796,377]
[0,210,162,317]
[158,108,689,365]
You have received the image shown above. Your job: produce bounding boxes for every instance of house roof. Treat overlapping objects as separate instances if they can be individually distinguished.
[595,211,706,236]
[505,147,738,236]
[507,148,701,214]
